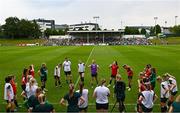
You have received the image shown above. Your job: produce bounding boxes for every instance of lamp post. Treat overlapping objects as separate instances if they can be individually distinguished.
[93,16,100,31]
[154,17,158,35]
[175,16,178,26]
[165,21,167,27]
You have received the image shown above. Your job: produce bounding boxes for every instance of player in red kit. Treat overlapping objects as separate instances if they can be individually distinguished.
[107,61,119,88]
[123,64,133,91]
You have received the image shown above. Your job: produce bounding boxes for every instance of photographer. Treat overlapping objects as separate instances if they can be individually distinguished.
[114,74,126,112]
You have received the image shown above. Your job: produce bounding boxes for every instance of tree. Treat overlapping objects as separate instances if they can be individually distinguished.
[124,26,140,35]
[141,28,146,35]
[2,17,20,38]
[150,27,155,36]
[170,25,180,34]
[154,24,161,35]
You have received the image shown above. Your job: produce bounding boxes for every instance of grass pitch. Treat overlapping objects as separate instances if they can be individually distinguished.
[0,45,180,112]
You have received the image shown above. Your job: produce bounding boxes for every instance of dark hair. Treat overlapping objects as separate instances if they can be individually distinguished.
[23,68,28,76]
[69,83,75,98]
[115,61,118,66]
[79,82,84,95]
[151,68,156,74]
[5,76,11,83]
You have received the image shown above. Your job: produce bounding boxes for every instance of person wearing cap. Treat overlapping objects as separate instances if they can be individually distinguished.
[138,83,158,112]
[114,74,126,112]
[93,79,110,113]
[123,64,133,91]
[54,64,62,87]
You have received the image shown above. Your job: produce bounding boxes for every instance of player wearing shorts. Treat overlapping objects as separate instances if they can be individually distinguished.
[123,64,133,91]
[107,61,119,88]
[157,76,169,112]
[63,58,72,84]
[54,64,62,87]
[164,73,178,107]
[39,63,48,92]
[78,60,85,82]
[88,60,99,88]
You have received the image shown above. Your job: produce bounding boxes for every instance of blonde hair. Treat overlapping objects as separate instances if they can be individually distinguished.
[175,95,180,102]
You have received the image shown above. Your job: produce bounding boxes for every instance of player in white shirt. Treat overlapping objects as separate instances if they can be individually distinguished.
[157,76,169,112]
[54,64,62,87]
[4,76,15,112]
[78,60,85,82]
[76,82,88,112]
[63,57,72,84]
[138,83,158,112]
[93,79,110,113]
[164,73,178,107]
[25,78,38,99]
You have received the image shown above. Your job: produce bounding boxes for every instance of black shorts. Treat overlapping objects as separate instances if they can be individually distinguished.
[79,72,84,76]
[160,98,168,103]
[41,76,47,82]
[79,106,88,112]
[111,75,116,78]
[171,91,178,96]
[128,76,133,79]
[141,104,153,112]
[92,73,97,77]
[54,76,60,79]
[96,103,109,110]
[64,71,71,76]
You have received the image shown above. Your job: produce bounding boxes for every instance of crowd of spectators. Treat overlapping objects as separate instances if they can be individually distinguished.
[44,37,151,46]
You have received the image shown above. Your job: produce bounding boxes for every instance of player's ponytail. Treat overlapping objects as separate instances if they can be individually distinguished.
[79,82,84,95]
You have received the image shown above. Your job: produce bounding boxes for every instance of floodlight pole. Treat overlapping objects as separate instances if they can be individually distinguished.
[175,16,178,26]
[93,16,100,31]
[165,21,167,27]
[154,17,158,36]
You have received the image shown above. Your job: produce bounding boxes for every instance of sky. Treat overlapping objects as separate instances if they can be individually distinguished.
[0,0,179,30]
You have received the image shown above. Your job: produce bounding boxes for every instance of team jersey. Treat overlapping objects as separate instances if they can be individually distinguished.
[78,63,85,73]
[126,67,133,76]
[10,80,17,95]
[145,68,151,78]
[63,61,71,72]
[76,89,88,108]
[168,77,178,93]
[29,69,35,78]
[91,64,99,74]
[54,66,61,77]
[141,90,155,109]
[21,75,27,85]
[40,67,48,77]
[111,64,119,76]
[4,83,14,101]
[160,81,169,98]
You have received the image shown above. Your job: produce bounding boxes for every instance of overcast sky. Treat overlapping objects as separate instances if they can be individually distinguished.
[0,0,179,29]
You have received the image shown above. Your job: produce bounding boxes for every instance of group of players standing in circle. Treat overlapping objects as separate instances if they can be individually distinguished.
[3,57,179,113]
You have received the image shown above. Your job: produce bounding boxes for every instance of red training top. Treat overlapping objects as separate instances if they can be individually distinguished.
[10,80,17,95]
[111,64,119,76]
[29,69,35,78]
[126,67,133,76]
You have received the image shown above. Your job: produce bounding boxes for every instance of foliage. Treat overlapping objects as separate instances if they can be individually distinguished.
[124,27,140,35]
[1,17,41,39]
[154,24,161,35]
[44,28,65,37]
[170,25,180,34]
[140,28,146,35]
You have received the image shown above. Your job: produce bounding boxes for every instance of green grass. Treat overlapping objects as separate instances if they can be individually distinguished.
[150,37,180,45]
[0,45,180,112]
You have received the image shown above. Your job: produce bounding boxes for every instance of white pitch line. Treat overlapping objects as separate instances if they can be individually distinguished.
[74,46,95,88]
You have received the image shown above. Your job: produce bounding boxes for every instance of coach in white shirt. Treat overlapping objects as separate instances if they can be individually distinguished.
[93,79,110,112]
[63,57,72,84]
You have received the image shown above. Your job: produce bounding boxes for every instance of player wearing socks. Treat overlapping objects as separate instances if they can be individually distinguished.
[63,58,72,84]
[39,63,48,92]
[123,64,133,91]
[54,64,62,87]
[88,60,99,88]
[107,61,119,88]
[78,60,85,82]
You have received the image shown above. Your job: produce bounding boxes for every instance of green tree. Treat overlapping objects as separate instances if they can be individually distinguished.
[150,27,155,36]
[154,24,161,35]
[170,25,180,34]
[2,17,20,38]
[124,26,140,35]
[141,28,147,35]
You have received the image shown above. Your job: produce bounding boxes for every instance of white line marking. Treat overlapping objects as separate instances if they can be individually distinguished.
[74,46,95,88]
